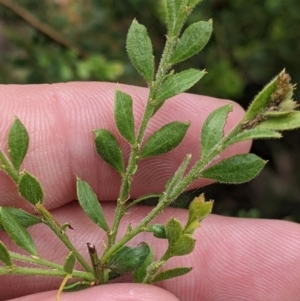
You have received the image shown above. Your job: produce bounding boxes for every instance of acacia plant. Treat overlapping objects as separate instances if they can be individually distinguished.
[0,0,300,300]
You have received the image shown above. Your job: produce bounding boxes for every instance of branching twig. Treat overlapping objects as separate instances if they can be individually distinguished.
[0,0,86,58]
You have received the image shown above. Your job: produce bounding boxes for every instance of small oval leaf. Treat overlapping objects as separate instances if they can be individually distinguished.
[171,20,213,65]
[8,117,29,171]
[0,207,38,255]
[126,19,154,84]
[140,121,190,159]
[76,177,109,232]
[167,234,195,257]
[165,218,183,244]
[201,154,266,184]
[114,89,135,144]
[94,129,125,175]
[0,207,41,231]
[63,252,76,274]
[107,243,150,274]
[0,241,13,266]
[201,104,233,159]
[155,69,205,104]
[152,266,192,283]
[18,171,44,205]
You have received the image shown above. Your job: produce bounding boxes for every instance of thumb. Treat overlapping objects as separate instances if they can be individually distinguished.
[9,283,180,301]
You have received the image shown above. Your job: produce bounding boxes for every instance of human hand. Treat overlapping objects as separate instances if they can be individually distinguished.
[0,83,300,301]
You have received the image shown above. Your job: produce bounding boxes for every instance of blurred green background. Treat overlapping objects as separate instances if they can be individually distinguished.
[1,0,300,221]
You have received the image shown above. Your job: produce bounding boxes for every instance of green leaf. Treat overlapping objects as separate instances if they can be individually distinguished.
[18,171,44,205]
[140,121,190,159]
[152,266,192,283]
[126,19,154,84]
[164,0,181,34]
[63,252,76,274]
[201,104,232,159]
[0,241,13,266]
[167,234,195,257]
[63,281,91,292]
[8,117,29,171]
[256,112,300,131]
[165,154,191,195]
[0,207,37,256]
[94,129,125,175]
[76,177,109,232]
[107,243,150,274]
[171,20,212,65]
[226,128,281,146]
[243,70,283,122]
[201,154,266,184]
[114,89,135,144]
[155,69,205,104]
[145,224,167,239]
[165,218,183,244]
[185,194,213,234]
[0,207,41,231]
[133,245,154,282]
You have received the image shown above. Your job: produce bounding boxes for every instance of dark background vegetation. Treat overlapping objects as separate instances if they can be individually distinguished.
[1,0,300,221]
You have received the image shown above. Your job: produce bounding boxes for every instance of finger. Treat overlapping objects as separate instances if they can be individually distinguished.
[1,203,300,300]
[8,283,180,301]
[0,83,250,210]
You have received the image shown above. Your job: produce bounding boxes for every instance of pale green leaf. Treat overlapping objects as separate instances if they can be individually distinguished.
[107,243,150,274]
[164,0,181,34]
[243,70,284,121]
[165,218,183,244]
[76,177,109,232]
[0,207,37,255]
[114,89,135,144]
[94,129,125,175]
[171,20,212,65]
[63,252,76,274]
[167,234,195,256]
[0,207,41,231]
[140,121,190,159]
[201,104,232,159]
[185,194,213,234]
[256,111,300,131]
[155,69,205,104]
[18,171,44,205]
[226,128,281,146]
[152,266,192,283]
[8,117,29,170]
[201,154,266,184]
[0,241,13,266]
[126,19,154,84]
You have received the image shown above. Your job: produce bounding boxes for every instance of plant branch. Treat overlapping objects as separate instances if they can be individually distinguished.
[0,0,85,58]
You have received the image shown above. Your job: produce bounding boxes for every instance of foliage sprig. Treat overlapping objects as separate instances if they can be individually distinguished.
[1,0,300,299]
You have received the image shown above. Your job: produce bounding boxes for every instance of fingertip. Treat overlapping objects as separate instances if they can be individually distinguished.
[9,284,180,301]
